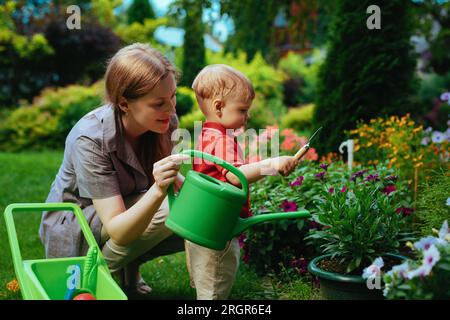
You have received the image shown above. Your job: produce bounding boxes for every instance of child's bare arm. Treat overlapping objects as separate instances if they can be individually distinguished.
[225,156,298,187]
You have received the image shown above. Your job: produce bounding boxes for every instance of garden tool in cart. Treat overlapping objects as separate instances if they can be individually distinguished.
[166,150,311,251]
[294,126,323,162]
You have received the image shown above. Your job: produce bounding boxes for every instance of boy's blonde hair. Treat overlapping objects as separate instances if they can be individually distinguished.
[192,64,255,103]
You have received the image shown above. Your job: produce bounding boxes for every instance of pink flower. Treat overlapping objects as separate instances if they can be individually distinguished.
[396,207,414,217]
[281,200,298,212]
[289,176,304,188]
[364,173,380,182]
[242,250,250,264]
[320,163,329,170]
[309,220,320,230]
[238,233,246,248]
[289,257,309,275]
[340,186,347,193]
[383,185,396,195]
[315,171,326,180]
[328,187,334,194]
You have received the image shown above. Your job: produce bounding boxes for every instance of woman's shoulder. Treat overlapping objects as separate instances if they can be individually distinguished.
[66,104,115,147]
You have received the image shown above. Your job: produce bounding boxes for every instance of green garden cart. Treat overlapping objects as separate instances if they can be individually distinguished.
[4,203,127,300]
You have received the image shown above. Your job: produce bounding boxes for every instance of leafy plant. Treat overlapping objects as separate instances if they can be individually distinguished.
[306,163,414,273]
[243,160,411,275]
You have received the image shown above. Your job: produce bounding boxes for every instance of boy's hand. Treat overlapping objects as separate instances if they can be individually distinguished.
[271,156,298,176]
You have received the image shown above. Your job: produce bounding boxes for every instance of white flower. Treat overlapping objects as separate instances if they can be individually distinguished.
[447,198,450,207]
[441,92,450,104]
[386,261,410,279]
[432,131,446,144]
[421,137,430,145]
[445,128,450,140]
[362,257,384,279]
[438,220,449,241]
[425,127,433,133]
[407,265,432,279]
[422,245,440,269]
[414,236,438,251]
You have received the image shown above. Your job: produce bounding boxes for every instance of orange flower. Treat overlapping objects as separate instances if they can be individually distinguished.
[6,279,19,293]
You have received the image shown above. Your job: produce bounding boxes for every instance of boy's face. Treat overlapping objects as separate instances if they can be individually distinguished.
[219,96,251,129]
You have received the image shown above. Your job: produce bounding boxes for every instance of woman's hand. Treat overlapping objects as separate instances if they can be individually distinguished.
[153,154,190,195]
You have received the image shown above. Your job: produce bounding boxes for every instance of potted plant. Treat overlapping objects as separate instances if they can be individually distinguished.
[307,166,413,299]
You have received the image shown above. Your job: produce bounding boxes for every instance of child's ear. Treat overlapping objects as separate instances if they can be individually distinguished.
[213,99,224,117]
[118,96,130,115]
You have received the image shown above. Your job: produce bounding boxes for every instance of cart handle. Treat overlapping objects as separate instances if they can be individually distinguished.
[4,203,100,270]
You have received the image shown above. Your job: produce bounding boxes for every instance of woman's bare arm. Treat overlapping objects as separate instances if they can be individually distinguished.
[93,154,189,246]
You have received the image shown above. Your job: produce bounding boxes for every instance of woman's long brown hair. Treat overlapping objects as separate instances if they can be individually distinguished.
[104,43,179,183]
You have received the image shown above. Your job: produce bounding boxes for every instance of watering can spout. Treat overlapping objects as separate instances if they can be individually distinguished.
[231,210,311,238]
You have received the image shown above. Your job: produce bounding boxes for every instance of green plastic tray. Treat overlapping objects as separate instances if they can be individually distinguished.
[4,203,127,300]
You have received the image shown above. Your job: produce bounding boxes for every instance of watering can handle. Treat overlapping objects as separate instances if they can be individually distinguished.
[169,149,249,197]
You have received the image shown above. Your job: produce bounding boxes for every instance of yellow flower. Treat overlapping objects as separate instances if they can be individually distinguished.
[414,162,423,168]
[406,241,414,250]
[367,142,373,147]
[6,279,19,293]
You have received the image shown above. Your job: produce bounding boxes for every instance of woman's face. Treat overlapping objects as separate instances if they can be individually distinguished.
[125,73,177,135]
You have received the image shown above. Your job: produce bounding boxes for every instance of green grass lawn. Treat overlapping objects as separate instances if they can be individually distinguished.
[0,151,320,300]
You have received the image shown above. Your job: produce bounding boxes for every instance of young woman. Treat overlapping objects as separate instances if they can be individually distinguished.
[39,43,189,295]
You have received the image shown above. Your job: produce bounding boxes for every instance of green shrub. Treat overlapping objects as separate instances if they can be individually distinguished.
[248,96,286,130]
[0,82,103,151]
[114,18,167,45]
[207,51,286,102]
[430,29,450,76]
[415,170,450,237]
[175,86,195,117]
[180,0,206,87]
[314,0,417,155]
[281,104,315,132]
[0,27,54,106]
[278,50,323,105]
[127,0,156,24]
[178,100,204,132]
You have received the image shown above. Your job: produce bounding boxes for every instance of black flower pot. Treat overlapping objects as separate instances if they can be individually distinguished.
[308,253,406,300]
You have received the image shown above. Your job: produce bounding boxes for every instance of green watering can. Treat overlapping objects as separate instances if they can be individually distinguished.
[165,150,311,250]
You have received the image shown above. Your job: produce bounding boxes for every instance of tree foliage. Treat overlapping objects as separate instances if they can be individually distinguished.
[313,0,418,155]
